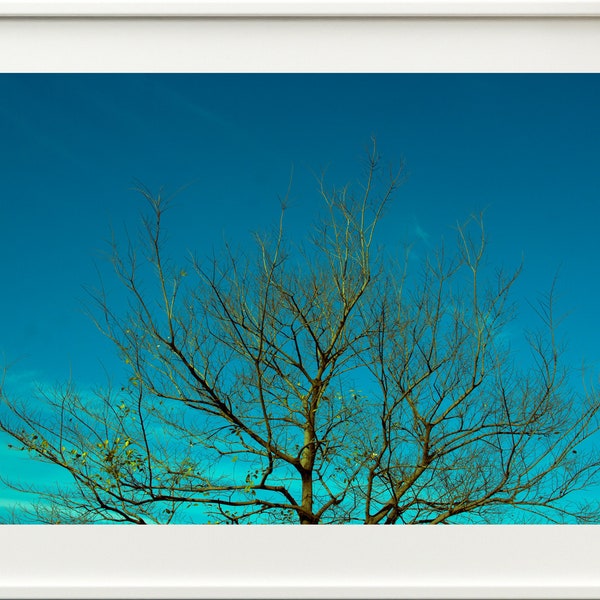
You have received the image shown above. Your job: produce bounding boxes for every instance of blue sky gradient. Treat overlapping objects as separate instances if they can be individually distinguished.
[1,74,600,518]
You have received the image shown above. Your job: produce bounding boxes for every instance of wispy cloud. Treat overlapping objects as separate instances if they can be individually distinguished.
[413,222,431,245]
[1,368,44,396]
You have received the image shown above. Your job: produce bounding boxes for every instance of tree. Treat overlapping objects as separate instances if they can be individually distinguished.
[2,147,600,524]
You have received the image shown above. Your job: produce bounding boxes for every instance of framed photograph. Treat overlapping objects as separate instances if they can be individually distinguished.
[1,2,600,599]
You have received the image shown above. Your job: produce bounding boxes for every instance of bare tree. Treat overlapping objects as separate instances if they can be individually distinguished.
[2,146,600,524]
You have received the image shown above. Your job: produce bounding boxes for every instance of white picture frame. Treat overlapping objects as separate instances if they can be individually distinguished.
[1,3,600,599]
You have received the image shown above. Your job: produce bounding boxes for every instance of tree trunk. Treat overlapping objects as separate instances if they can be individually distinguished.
[300,471,316,524]
[299,426,317,524]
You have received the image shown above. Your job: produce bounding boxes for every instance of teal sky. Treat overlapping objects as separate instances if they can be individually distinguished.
[1,74,600,518]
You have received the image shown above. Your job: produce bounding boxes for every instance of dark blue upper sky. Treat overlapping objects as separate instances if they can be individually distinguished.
[1,74,600,512]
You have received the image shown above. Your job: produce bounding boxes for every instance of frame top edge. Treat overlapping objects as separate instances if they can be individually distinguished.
[2,1,600,18]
